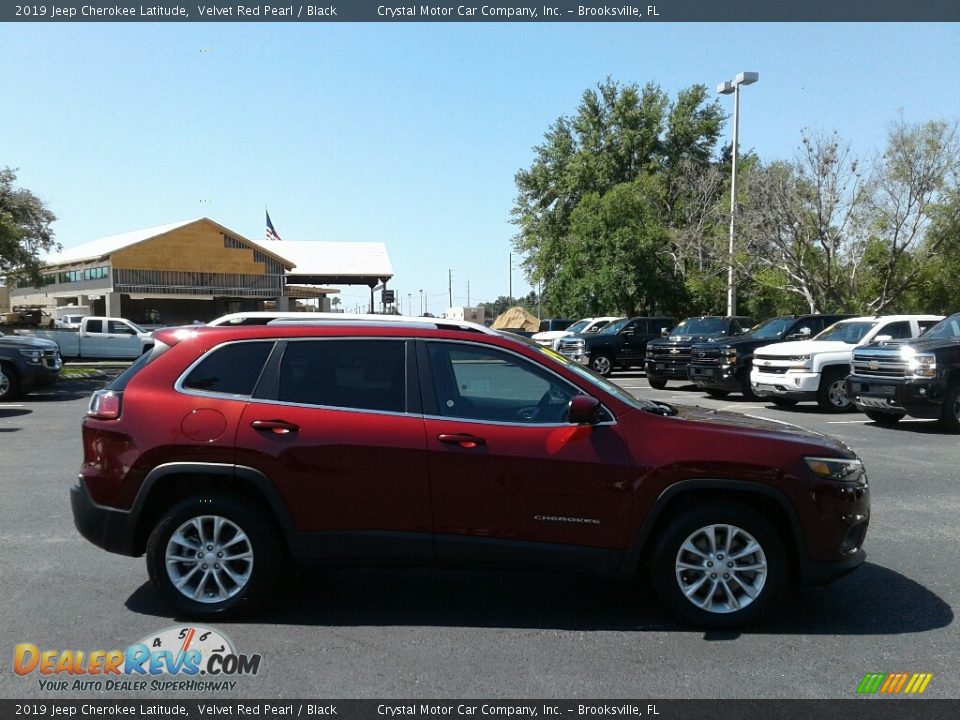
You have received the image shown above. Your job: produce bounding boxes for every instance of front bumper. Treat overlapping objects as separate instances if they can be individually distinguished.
[846,375,942,419]
[70,480,139,557]
[644,360,690,380]
[20,364,61,393]
[751,370,820,400]
[801,548,867,586]
[688,364,742,391]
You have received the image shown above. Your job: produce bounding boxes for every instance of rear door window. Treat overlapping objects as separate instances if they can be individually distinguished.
[277,339,406,413]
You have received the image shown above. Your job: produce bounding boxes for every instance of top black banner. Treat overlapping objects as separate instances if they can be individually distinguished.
[3,1,960,23]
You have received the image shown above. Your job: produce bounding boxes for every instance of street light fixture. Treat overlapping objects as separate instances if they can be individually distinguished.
[717,71,758,317]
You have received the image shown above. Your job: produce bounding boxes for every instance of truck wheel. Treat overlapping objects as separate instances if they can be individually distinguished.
[741,374,759,401]
[705,388,729,399]
[0,364,20,401]
[649,501,787,629]
[648,378,667,390]
[589,354,614,377]
[940,384,960,433]
[146,493,282,619]
[864,410,904,426]
[816,368,854,412]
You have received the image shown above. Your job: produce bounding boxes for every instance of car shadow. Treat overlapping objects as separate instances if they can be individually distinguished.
[26,379,109,402]
[862,419,949,435]
[125,561,951,636]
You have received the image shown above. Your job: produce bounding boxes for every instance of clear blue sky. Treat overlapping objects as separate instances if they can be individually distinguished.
[2,22,958,315]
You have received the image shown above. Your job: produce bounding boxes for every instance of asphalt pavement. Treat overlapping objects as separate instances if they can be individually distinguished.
[0,370,957,699]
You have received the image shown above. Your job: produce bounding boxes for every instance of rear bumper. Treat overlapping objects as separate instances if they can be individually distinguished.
[70,480,139,557]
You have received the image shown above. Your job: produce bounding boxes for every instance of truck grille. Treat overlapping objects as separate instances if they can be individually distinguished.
[41,348,62,370]
[753,355,791,375]
[851,351,908,379]
[648,344,692,362]
[689,347,721,366]
[556,339,581,354]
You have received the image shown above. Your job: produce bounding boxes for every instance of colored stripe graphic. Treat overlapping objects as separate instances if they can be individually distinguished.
[857,673,885,694]
[857,673,932,694]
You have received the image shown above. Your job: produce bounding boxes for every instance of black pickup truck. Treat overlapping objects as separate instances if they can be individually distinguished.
[644,316,753,389]
[688,314,853,400]
[846,312,960,431]
[556,316,675,377]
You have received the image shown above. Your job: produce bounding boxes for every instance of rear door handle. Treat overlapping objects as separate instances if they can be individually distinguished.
[251,419,300,435]
[437,433,486,449]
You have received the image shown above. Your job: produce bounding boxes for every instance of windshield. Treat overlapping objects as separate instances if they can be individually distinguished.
[564,319,591,334]
[748,316,793,340]
[586,319,613,333]
[919,314,960,340]
[815,321,877,344]
[671,317,729,336]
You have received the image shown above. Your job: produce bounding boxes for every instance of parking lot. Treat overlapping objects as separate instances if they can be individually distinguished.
[1,368,957,699]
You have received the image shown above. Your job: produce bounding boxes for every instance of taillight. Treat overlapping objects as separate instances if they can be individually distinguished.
[87,390,122,419]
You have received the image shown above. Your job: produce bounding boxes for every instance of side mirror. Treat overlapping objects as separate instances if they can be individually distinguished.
[660,328,669,337]
[568,395,602,425]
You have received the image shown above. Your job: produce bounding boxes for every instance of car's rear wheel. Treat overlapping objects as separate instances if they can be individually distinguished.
[648,378,667,390]
[590,354,614,377]
[864,410,904,426]
[817,368,854,412]
[650,502,787,629]
[146,493,281,619]
[0,364,20,402]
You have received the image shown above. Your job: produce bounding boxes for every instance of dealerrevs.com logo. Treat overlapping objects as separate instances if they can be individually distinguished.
[857,673,933,695]
[13,626,261,692]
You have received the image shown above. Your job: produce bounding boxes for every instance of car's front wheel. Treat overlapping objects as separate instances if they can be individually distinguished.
[864,410,904,426]
[0,364,20,402]
[817,368,854,412]
[146,493,281,619]
[589,353,614,377]
[650,502,787,629]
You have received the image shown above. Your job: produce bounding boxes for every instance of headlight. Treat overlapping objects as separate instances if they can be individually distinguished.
[804,456,865,484]
[902,348,936,378]
[786,354,811,369]
[18,349,43,364]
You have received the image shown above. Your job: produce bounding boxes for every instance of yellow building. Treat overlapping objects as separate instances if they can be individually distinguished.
[10,218,395,324]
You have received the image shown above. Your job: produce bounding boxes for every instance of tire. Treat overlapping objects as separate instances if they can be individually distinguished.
[0,364,20,402]
[648,377,667,390]
[816,368,854,413]
[940,384,960,433]
[741,374,759,402]
[770,397,798,407]
[864,410,904,426]
[649,501,787,629]
[704,388,729,399]
[146,493,282,619]
[589,353,614,377]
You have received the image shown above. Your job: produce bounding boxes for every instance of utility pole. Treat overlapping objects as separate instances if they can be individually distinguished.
[509,253,513,301]
[467,278,470,307]
[407,293,412,316]
[448,269,453,309]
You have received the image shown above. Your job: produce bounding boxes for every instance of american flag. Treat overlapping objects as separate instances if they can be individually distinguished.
[265,210,282,242]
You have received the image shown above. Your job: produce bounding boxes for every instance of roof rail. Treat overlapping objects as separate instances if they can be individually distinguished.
[266,315,499,335]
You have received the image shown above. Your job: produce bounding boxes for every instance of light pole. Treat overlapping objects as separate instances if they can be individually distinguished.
[419,289,424,316]
[717,71,758,317]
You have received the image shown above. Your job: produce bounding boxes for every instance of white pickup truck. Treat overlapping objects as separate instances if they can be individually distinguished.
[750,314,943,412]
[17,316,154,360]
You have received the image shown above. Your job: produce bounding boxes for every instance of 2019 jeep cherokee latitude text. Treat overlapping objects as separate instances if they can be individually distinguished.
[71,319,869,628]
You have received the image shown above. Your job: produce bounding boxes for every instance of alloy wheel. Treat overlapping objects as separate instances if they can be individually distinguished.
[165,515,254,603]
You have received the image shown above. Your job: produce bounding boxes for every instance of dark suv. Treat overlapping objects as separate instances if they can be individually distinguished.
[556,316,675,377]
[644,316,753,389]
[71,318,869,628]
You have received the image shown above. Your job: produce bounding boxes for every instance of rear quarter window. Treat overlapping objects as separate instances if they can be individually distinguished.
[181,341,274,396]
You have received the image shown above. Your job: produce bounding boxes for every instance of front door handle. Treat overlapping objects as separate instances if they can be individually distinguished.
[251,419,300,435]
[438,433,486,449]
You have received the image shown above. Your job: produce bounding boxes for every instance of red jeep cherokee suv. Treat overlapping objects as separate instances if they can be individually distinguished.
[71,318,869,628]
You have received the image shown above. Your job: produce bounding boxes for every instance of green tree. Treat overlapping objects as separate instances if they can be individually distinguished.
[0,167,58,286]
[511,79,725,317]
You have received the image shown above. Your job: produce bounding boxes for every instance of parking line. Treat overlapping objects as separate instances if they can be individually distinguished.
[0,404,25,408]
[827,420,871,424]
